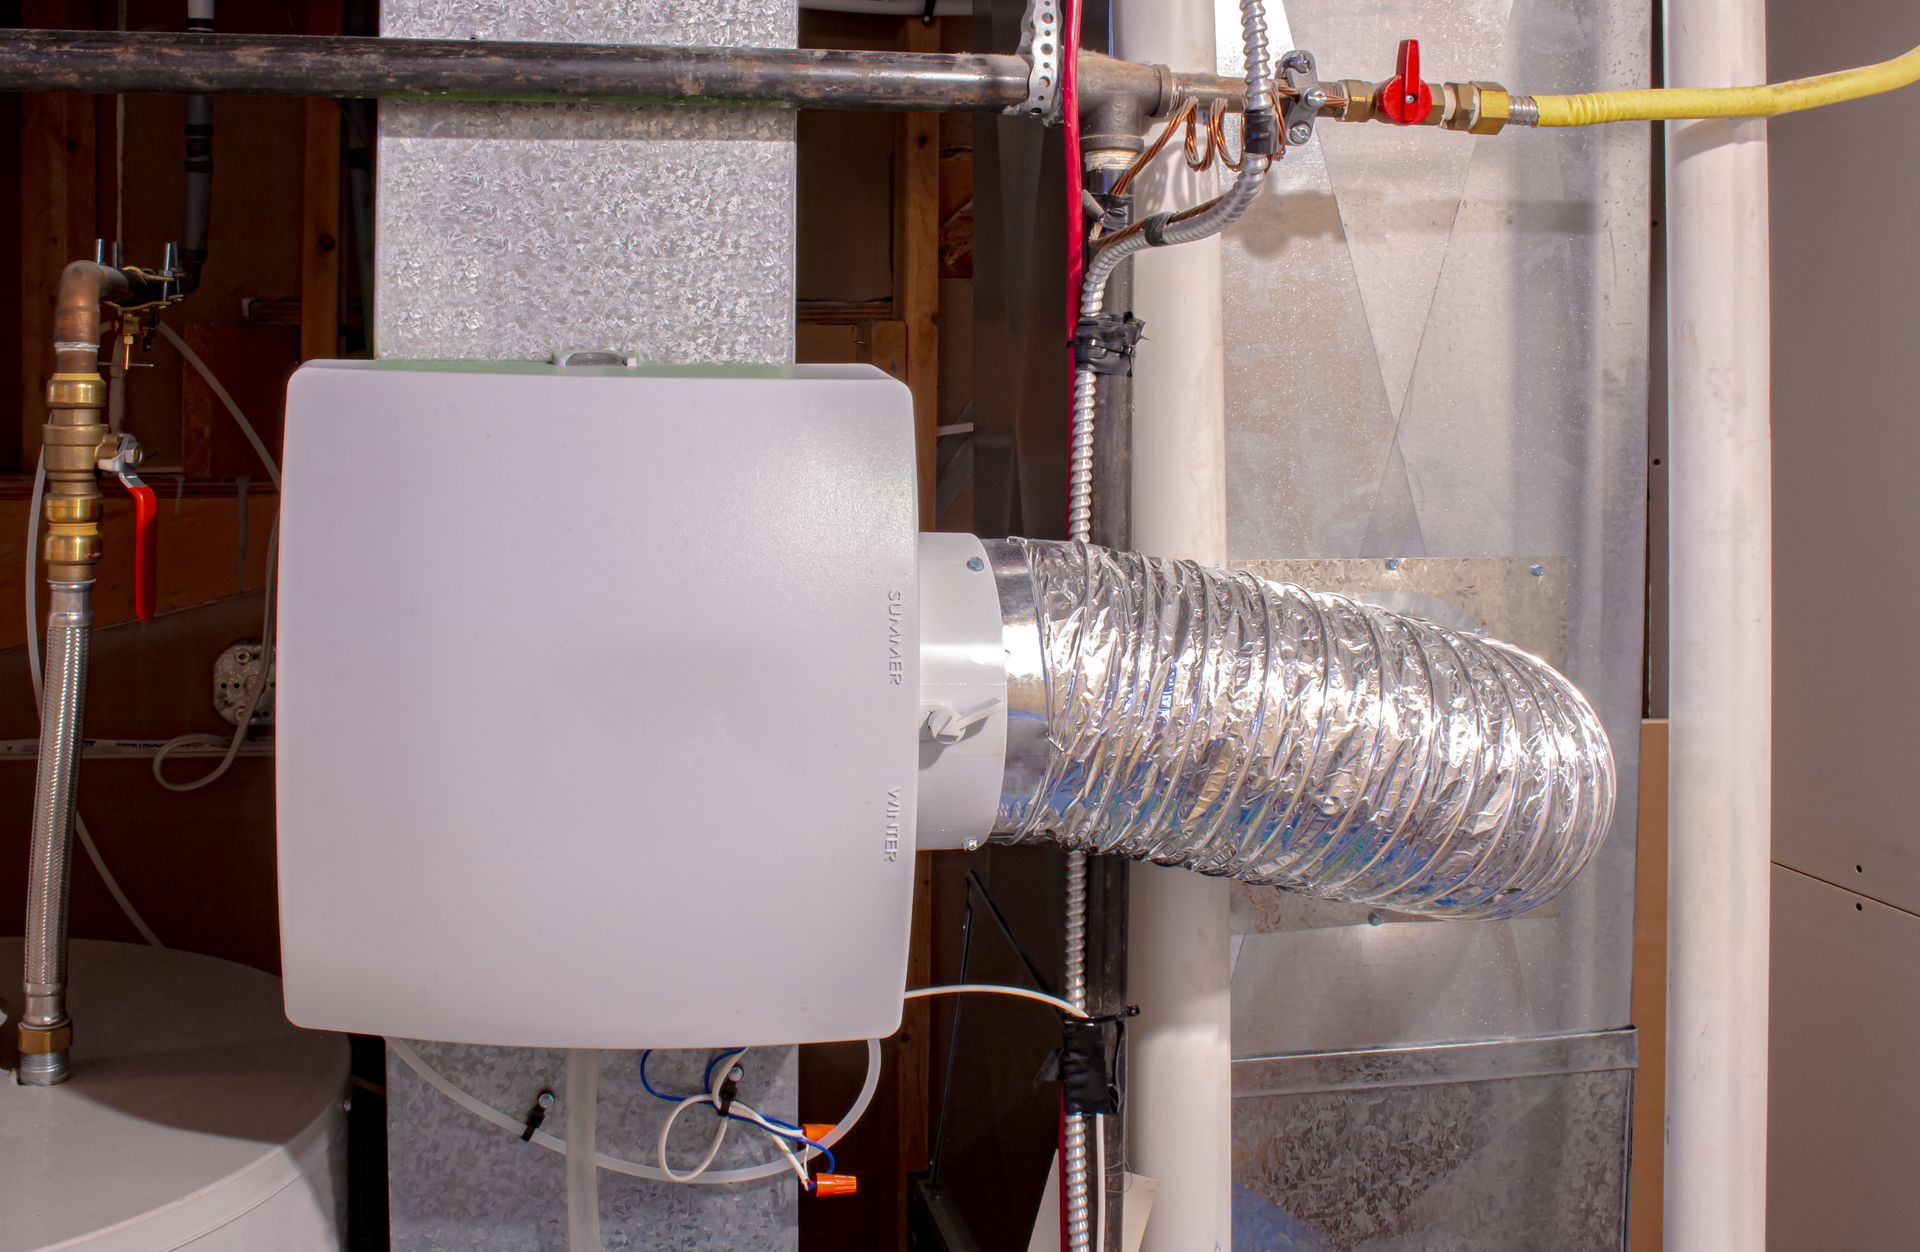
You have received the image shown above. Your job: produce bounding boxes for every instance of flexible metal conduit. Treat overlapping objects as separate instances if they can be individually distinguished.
[990,540,1616,918]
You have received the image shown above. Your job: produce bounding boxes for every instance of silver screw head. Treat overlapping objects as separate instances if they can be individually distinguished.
[537,1091,556,1109]
[1385,558,1402,571]
[1289,123,1312,144]
[1367,912,1383,927]
[1529,563,1546,577]
[963,839,982,852]
[967,556,985,572]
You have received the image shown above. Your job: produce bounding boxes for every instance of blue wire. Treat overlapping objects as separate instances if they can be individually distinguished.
[638,1050,698,1103]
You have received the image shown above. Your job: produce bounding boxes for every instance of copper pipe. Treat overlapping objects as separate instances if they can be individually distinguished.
[53,261,127,375]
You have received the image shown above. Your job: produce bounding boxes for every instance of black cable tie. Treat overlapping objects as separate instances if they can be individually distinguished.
[1244,108,1281,155]
[1141,212,1172,246]
[1091,189,1134,233]
[716,1069,741,1117]
[1074,311,1146,377]
[519,1089,555,1142]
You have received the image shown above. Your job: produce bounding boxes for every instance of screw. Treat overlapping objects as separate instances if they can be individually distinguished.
[537,1091,556,1109]
[1304,88,1329,108]
[1385,558,1401,571]
[728,1066,745,1083]
[963,839,982,852]
[1367,912,1383,927]
[1529,563,1546,577]
[966,556,985,572]
[1289,123,1312,144]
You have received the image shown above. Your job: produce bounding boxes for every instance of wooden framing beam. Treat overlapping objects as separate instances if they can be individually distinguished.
[300,0,344,363]
[17,2,96,470]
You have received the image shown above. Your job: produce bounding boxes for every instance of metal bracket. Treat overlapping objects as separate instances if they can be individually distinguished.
[1010,0,1063,121]
[1279,50,1325,146]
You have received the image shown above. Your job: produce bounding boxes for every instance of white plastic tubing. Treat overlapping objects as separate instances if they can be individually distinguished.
[1663,0,1771,1246]
[1108,0,1239,1244]
[565,1051,602,1252]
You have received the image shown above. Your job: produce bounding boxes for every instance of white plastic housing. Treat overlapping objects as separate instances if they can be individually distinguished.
[277,361,922,1049]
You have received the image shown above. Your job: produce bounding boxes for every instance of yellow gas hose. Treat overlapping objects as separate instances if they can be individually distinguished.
[1533,42,1920,126]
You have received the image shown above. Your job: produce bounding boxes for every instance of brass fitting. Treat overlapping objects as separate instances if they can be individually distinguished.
[1334,79,1378,123]
[41,372,113,583]
[1336,76,1517,135]
[1441,81,1515,134]
[18,1021,73,1054]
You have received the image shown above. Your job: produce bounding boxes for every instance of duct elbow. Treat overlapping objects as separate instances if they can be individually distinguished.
[982,538,1615,921]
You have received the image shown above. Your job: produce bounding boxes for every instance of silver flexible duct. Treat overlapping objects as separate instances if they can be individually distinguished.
[20,581,93,1086]
[989,540,1615,919]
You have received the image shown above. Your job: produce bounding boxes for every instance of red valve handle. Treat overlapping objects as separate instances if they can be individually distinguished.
[1380,39,1434,125]
[129,482,157,623]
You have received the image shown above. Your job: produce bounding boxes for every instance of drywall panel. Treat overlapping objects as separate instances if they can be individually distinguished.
[1769,0,1920,918]
[1769,866,1920,1250]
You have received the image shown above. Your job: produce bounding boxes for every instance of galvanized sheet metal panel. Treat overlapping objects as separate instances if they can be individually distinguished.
[376,3,799,1248]
[1223,0,1648,1056]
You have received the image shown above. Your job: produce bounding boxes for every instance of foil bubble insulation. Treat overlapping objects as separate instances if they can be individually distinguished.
[991,540,1615,921]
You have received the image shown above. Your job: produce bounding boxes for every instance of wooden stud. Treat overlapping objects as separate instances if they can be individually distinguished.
[300,0,345,363]
[896,19,941,529]
[891,19,942,1247]
[1630,720,1670,1252]
[17,2,97,468]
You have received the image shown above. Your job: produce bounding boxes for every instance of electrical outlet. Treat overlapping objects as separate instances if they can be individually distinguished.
[213,641,275,728]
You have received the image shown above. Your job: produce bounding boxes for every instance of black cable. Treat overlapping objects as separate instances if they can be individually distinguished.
[963,870,1056,996]
[926,890,975,1188]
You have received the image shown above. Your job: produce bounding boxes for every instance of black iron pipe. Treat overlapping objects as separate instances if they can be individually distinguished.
[0,30,1246,114]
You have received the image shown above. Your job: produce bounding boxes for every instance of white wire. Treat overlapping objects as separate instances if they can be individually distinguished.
[149,520,274,792]
[387,1036,883,1187]
[658,1093,733,1182]
[731,1101,814,1187]
[657,1047,826,1187]
[24,457,163,949]
[148,319,282,793]
[1094,1112,1107,1245]
[904,983,1092,1020]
